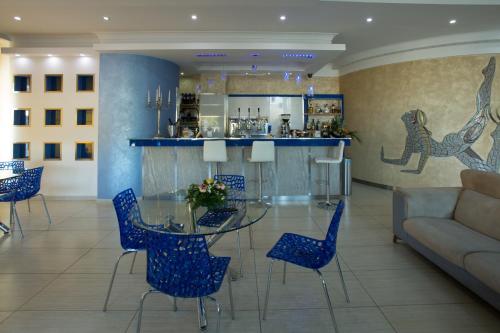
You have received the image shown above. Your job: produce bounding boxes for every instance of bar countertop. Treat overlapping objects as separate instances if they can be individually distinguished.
[129,137,351,147]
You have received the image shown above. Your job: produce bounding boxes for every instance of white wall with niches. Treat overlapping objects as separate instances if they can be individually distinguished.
[8,55,99,197]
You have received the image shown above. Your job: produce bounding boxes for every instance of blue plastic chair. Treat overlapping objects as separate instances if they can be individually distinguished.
[0,167,51,238]
[103,188,149,312]
[198,174,249,276]
[262,201,348,333]
[0,160,25,207]
[136,229,234,333]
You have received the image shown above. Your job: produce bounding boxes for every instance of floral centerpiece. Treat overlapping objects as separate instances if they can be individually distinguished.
[186,178,228,210]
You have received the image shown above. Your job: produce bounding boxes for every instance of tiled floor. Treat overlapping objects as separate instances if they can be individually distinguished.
[0,183,498,333]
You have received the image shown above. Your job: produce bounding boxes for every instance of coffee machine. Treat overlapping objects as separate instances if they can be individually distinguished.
[280,114,291,138]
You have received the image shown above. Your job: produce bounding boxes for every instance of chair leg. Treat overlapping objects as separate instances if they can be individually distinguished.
[282,262,287,285]
[9,202,13,228]
[27,199,31,212]
[316,269,339,333]
[248,225,254,250]
[206,296,222,333]
[236,230,243,277]
[37,194,52,224]
[129,252,137,274]
[136,289,156,333]
[227,273,235,320]
[262,259,275,320]
[103,250,136,311]
[173,297,177,312]
[335,255,350,303]
[13,203,24,238]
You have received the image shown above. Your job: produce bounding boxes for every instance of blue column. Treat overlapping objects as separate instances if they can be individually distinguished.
[98,54,179,199]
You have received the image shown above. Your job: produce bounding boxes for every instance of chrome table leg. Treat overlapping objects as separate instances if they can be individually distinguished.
[262,259,275,320]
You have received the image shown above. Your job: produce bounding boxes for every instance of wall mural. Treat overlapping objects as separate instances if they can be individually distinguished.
[380,57,500,174]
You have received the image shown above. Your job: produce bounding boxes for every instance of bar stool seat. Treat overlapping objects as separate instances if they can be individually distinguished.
[248,141,275,201]
[314,141,345,209]
[203,140,228,177]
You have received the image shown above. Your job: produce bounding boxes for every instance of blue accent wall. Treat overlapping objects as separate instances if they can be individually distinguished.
[98,54,179,199]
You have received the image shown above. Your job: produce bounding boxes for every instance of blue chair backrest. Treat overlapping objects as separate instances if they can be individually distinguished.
[14,167,43,201]
[322,200,345,264]
[112,188,146,250]
[214,174,245,207]
[0,160,24,172]
[144,229,217,298]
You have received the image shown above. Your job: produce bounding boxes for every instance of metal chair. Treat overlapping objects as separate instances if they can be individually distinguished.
[203,140,228,177]
[262,201,349,333]
[197,174,248,275]
[0,167,52,238]
[0,160,26,209]
[103,188,147,312]
[315,140,345,209]
[136,228,234,333]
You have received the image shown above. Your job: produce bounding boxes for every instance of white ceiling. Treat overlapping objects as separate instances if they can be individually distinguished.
[1,0,500,74]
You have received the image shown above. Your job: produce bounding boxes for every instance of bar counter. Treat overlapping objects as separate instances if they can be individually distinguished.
[129,137,351,199]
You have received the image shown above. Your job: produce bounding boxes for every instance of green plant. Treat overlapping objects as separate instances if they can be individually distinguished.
[330,117,361,143]
[186,178,228,210]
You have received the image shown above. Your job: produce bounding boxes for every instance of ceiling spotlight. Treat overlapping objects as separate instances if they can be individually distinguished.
[15,54,20,57]
[191,14,198,20]
[14,16,21,21]
[366,17,373,23]
[449,19,457,24]
[79,53,86,57]
[103,16,110,21]
[280,15,286,21]
[47,54,53,57]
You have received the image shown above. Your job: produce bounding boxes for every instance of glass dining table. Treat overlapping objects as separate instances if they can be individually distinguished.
[130,195,270,331]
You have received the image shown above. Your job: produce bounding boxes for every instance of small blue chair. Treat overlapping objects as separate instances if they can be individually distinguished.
[0,167,51,238]
[198,174,249,275]
[136,229,234,333]
[0,160,25,208]
[262,201,348,333]
[103,188,149,312]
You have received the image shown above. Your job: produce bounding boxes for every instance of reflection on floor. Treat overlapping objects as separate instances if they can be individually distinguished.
[0,183,498,333]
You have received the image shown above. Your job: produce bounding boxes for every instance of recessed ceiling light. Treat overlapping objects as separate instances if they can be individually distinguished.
[79,53,86,57]
[195,53,226,58]
[103,16,110,21]
[14,16,21,21]
[449,19,457,24]
[180,72,184,76]
[280,15,286,21]
[283,53,315,59]
[47,54,53,57]
[15,54,20,57]
[366,17,373,23]
[191,14,198,20]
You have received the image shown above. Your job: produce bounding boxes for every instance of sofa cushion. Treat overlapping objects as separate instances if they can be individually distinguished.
[464,252,500,293]
[403,217,500,268]
[454,189,500,241]
[461,169,500,199]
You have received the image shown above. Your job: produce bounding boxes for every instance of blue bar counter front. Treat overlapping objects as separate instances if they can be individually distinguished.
[129,137,351,147]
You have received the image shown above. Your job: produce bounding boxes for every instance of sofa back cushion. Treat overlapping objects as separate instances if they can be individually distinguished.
[460,169,500,199]
[454,189,500,241]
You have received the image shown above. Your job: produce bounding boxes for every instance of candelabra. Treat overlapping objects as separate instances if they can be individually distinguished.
[147,86,172,138]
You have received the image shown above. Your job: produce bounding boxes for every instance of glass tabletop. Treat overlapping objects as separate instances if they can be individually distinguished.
[130,196,270,237]
[0,170,22,181]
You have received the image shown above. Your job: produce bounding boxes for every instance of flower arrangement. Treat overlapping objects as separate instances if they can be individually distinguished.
[186,178,228,210]
[329,116,361,143]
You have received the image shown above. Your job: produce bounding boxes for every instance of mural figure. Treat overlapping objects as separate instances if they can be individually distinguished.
[381,57,500,174]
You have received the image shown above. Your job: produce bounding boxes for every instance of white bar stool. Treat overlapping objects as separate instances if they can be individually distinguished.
[203,140,228,177]
[315,140,345,209]
[248,141,275,201]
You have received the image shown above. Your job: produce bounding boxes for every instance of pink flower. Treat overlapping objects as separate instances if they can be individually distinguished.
[199,184,207,193]
[219,184,225,190]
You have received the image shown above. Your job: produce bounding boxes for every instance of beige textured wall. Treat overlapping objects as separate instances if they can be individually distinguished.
[180,74,339,95]
[340,54,500,188]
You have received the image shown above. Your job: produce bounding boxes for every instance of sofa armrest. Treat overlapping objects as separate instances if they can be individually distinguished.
[393,187,462,239]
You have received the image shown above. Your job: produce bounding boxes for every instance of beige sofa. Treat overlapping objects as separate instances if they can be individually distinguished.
[393,170,500,310]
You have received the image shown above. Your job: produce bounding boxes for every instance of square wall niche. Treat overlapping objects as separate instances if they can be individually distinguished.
[13,109,31,126]
[75,142,94,160]
[44,143,62,160]
[14,75,31,93]
[45,109,62,126]
[45,74,63,92]
[13,142,30,160]
[77,74,94,92]
[76,109,93,126]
